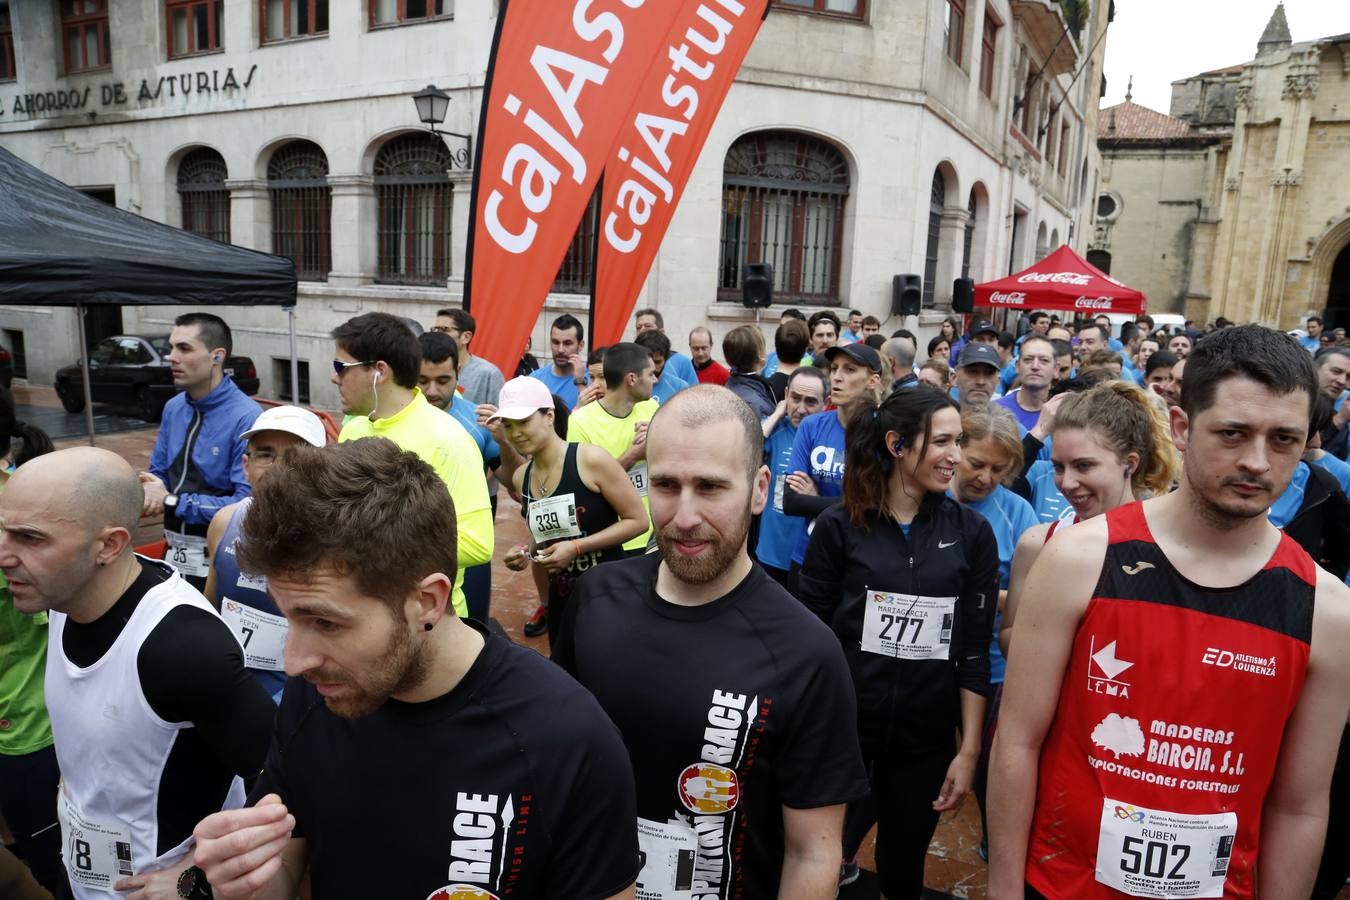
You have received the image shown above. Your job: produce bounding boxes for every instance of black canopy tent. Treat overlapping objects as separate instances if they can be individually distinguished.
[0,146,298,444]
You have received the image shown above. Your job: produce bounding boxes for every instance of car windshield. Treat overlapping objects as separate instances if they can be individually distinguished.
[148,337,171,357]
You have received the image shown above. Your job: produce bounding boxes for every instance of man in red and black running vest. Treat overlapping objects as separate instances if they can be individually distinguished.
[988,325,1350,900]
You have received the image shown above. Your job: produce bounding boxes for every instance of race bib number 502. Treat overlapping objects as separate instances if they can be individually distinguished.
[1095,797,1237,898]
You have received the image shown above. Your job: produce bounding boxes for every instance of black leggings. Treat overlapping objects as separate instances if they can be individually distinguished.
[0,744,62,893]
[843,746,952,900]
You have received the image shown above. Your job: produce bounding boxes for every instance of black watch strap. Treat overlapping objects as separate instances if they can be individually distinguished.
[177,865,212,899]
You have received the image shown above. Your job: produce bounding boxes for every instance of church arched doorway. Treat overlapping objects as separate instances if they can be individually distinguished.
[1328,243,1350,333]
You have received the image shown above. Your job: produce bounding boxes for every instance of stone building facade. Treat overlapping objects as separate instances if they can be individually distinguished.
[0,0,1108,409]
[1094,5,1350,330]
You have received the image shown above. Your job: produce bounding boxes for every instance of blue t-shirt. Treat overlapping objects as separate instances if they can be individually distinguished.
[756,421,804,571]
[996,390,1042,432]
[787,410,847,564]
[1300,335,1321,353]
[652,371,690,405]
[449,394,500,465]
[1027,458,1074,524]
[529,366,587,409]
[954,485,1038,684]
[664,351,698,388]
[997,360,1019,395]
[1268,461,1310,529]
[1309,451,1350,497]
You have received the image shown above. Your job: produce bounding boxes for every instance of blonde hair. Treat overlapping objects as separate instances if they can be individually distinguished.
[920,358,951,387]
[960,405,1024,486]
[1054,381,1178,496]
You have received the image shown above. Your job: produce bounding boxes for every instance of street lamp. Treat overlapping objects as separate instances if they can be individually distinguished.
[411,85,472,169]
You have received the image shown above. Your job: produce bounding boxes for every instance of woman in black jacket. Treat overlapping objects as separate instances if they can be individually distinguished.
[799,387,999,900]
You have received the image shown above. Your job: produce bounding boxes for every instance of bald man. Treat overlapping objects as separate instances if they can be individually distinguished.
[553,386,868,900]
[0,448,273,899]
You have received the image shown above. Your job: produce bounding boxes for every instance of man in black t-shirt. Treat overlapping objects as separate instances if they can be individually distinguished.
[193,439,640,900]
[554,385,868,900]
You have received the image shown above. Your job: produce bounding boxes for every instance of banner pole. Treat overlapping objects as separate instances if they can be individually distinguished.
[587,172,604,346]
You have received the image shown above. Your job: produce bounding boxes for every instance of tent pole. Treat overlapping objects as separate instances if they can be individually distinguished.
[76,305,96,446]
[287,305,299,405]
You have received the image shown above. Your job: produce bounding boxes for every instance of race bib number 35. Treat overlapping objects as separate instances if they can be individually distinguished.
[1095,797,1237,898]
[165,530,209,578]
[860,591,956,660]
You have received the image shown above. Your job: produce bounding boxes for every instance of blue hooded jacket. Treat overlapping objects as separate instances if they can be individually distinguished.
[149,376,261,530]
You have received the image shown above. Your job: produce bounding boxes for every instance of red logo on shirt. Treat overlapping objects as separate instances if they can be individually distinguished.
[677,762,740,814]
[426,886,500,900]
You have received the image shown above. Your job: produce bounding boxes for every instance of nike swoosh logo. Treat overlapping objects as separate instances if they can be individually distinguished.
[938,540,957,549]
[1121,562,1155,576]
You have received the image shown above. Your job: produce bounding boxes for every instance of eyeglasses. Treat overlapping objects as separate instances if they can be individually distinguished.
[431,326,461,337]
[333,359,374,376]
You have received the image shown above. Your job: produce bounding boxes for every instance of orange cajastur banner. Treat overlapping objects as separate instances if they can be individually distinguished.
[465,0,689,378]
[590,0,772,348]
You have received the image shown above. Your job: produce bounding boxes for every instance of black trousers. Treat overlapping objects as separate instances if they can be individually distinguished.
[843,745,952,900]
[0,743,62,893]
[1312,722,1350,900]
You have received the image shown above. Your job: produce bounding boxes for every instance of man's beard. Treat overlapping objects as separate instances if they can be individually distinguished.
[656,504,752,586]
[310,614,429,719]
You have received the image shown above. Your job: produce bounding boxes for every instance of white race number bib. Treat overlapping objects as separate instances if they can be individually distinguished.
[220,600,289,671]
[58,787,134,891]
[528,492,582,544]
[635,817,698,900]
[628,462,649,498]
[772,474,786,513]
[164,530,209,578]
[1095,797,1237,898]
[860,591,957,660]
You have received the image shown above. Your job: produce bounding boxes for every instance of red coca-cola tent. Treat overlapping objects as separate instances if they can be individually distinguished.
[975,244,1146,315]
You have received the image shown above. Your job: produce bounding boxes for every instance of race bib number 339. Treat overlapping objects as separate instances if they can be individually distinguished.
[1095,797,1236,898]
[860,591,956,660]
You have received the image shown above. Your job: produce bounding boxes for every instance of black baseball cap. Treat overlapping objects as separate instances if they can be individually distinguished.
[822,343,883,373]
[957,343,1002,370]
[970,321,999,339]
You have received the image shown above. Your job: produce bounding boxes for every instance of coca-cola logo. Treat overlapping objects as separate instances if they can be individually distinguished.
[989,291,1026,305]
[1074,296,1115,310]
[1017,272,1093,285]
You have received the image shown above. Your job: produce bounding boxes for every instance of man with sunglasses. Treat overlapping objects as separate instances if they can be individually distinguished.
[330,313,493,618]
[203,406,327,702]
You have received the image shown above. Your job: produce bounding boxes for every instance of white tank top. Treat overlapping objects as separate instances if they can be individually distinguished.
[45,560,245,897]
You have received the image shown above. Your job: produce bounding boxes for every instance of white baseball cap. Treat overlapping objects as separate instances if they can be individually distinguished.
[487,376,557,422]
[240,405,327,448]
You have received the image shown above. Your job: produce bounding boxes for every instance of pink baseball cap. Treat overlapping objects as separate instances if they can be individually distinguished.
[487,376,556,422]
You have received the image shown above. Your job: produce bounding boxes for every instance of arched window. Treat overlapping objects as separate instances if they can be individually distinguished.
[268,141,331,282]
[719,131,849,304]
[177,147,230,244]
[961,189,977,280]
[553,190,599,293]
[923,170,945,307]
[1049,228,1060,250]
[1034,221,1048,262]
[1086,249,1111,274]
[374,134,452,285]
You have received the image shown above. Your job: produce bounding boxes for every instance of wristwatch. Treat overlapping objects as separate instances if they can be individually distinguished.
[177,865,212,899]
[163,493,179,509]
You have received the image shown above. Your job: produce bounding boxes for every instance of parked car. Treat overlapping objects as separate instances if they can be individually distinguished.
[54,334,260,422]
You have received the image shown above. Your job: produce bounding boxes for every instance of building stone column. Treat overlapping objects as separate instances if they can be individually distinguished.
[937,209,972,306]
[327,174,376,288]
[224,179,269,253]
[448,169,473,299]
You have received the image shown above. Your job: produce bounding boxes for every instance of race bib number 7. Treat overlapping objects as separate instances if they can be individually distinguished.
[860,591,956,660]
[1096,797,1236,898]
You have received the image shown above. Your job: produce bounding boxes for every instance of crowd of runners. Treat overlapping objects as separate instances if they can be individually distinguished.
[0,304,1348,900]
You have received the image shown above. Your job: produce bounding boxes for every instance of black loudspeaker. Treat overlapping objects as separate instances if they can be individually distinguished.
[952,277,976,313]
[741,263,774,308]
[892,274,922,316]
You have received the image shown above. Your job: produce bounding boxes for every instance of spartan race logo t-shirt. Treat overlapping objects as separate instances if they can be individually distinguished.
[554,554,869,900]
[253,620,640,899]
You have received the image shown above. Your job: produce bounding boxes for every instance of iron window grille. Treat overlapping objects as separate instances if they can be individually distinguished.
[374,134,453,285]
[177,147,231,243]
[923,170,945,308]
[552,190,599,294]
[719,132,849,305]
[268,141,332,282]
[962,191,977,280]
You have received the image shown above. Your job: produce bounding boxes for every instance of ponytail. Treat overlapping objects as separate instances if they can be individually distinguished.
[842,386,959,526]
[1055,381,1178,497]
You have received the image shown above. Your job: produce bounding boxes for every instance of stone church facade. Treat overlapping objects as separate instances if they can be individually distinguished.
[1093,4,1350,330]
